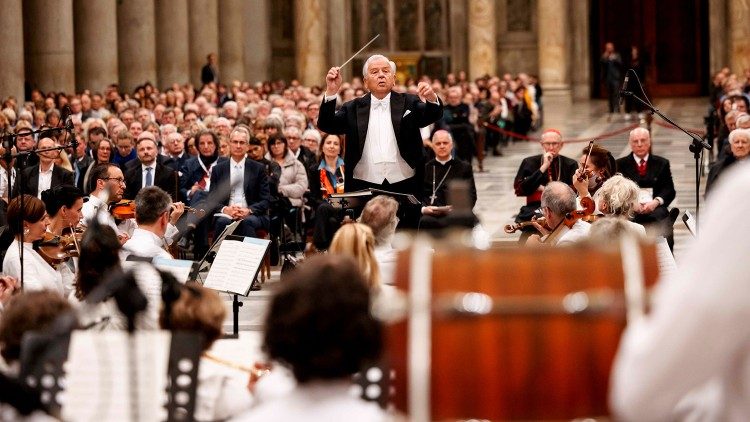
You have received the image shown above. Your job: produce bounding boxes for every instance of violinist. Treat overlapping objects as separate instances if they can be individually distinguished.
[572,143,616,202]
[512,129,578,241]
[1,195,64,295]
[526,181,591,246]
[122,186,185,261]
[80,163,135,243]
[40,185,86,294]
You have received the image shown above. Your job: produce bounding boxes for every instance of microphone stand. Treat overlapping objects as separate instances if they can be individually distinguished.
[620,87,711,227]
[0,122,79,289]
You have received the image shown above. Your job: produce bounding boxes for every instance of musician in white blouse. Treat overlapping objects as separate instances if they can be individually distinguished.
[2,195,64,295]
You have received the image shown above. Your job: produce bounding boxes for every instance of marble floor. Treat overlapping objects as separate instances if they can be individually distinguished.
[216,97,710,344]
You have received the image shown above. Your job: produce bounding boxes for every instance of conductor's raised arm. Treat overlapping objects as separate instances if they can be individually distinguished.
[317,66,348,135]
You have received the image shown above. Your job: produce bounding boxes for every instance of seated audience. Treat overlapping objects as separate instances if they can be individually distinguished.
[81,136,113,194]
[706,128,750,194]
[12,137,74,199]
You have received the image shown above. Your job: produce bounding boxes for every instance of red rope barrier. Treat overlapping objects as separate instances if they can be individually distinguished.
[482,122,641,144]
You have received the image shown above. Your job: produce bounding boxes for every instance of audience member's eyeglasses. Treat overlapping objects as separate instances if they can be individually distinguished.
[104,177,125,183]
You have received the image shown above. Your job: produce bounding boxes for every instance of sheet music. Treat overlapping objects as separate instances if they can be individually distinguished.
[638,187,654,204]
[62,331,171,421]
[152,257,194,283]
[203,238,270,295]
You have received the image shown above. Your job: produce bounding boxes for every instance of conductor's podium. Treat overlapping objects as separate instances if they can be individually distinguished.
[385,235,659,421]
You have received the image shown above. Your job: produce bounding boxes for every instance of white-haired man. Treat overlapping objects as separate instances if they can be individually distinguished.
[318,55,444,226]
[615,127,676,249]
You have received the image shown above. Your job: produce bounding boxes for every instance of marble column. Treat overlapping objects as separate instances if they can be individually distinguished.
[327,0,348,81]
[294,0,328,87]
[467,0,497,79]
[188,0,220,87]
[569,0,590,101]
[218,0,245,83]
[709,0,727,74]
[450,0,469,74]
[728,0,750,75]
[117,0,157,93]
[155,0,190,89]
[537,0,571,102]
[23,0,76,94]
[74,0,118,93]
[0,0,25,103]
[243,0,271,83]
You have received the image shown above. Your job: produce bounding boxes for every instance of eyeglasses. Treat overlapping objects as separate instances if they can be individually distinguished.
[541,142,561,147]
[104,177,125,184]
[230,140,248,145]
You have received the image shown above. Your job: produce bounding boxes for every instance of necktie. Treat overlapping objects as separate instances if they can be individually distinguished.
[145,167,152,187]
[637,159,647,177]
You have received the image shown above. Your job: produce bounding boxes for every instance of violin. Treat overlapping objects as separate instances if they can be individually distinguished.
[505,218,548,234]
[34,230,83,267]
[543,196,596,244]
[110,199,206,220]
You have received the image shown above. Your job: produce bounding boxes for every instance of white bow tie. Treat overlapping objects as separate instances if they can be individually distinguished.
[373,99,388,110]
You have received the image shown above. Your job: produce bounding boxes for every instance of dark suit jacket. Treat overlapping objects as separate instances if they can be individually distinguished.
[162,153,189,174]
[74,155,94,192]
[422,158,477,208]
[206,159,271,216]
[12,165,75,198]
[616,154,676,223]
[317,91,444,196]
[124,162,180,201]
[179,156,228,204]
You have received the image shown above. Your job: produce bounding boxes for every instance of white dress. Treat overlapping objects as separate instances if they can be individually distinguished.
[2,239,64,295]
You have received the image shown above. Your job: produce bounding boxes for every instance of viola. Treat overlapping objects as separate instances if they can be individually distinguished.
[505,218,549,234]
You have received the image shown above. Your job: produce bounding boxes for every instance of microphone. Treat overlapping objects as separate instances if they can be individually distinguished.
[618,73,630,109]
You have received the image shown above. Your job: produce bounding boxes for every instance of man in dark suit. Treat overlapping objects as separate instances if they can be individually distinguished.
[201,53,218,86]
[616,127,676,247]
[420,130,478,230]
[161,132,189,174]
[206,127,270,239]
[317,55,443,226]
[13,137,74,198]
[124,132,180,201]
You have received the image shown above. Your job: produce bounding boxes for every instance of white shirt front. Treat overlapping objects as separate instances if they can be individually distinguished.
[2,239,64,295]
[122,228,172,261]
[554,219,591,246]
[38,164,53,198]
[610,162,750,421]
[229,158,248,208]
[141,163,157,188]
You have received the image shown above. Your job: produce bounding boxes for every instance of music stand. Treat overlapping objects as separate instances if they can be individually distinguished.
[191,220,240,283]
[328,188,420,210]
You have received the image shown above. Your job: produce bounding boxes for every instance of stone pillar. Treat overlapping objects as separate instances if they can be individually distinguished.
[467,0,497,79]
[728,0,750,75]
[23,0,76,94]
[294,0,328,87]
[537,0,571,102]
[218,0,245,83]
[243,0,271,83]
[709,0,728,74]
[74,0,119,93]
[328,0,348,81]
[156,0,190,89]
[450,0,469,74]
[569,0,590,101]
[0,0,25,104]
[117,0,157,93]
[188,0,219,87]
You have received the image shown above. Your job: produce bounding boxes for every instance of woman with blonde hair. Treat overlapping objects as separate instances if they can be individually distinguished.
[328,223,381,289]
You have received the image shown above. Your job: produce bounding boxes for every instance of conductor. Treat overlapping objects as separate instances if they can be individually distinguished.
[317,55,444,226]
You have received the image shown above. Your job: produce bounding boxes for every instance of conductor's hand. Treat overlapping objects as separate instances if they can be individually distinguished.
[325,67,343,97]
[417,82,438,103]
